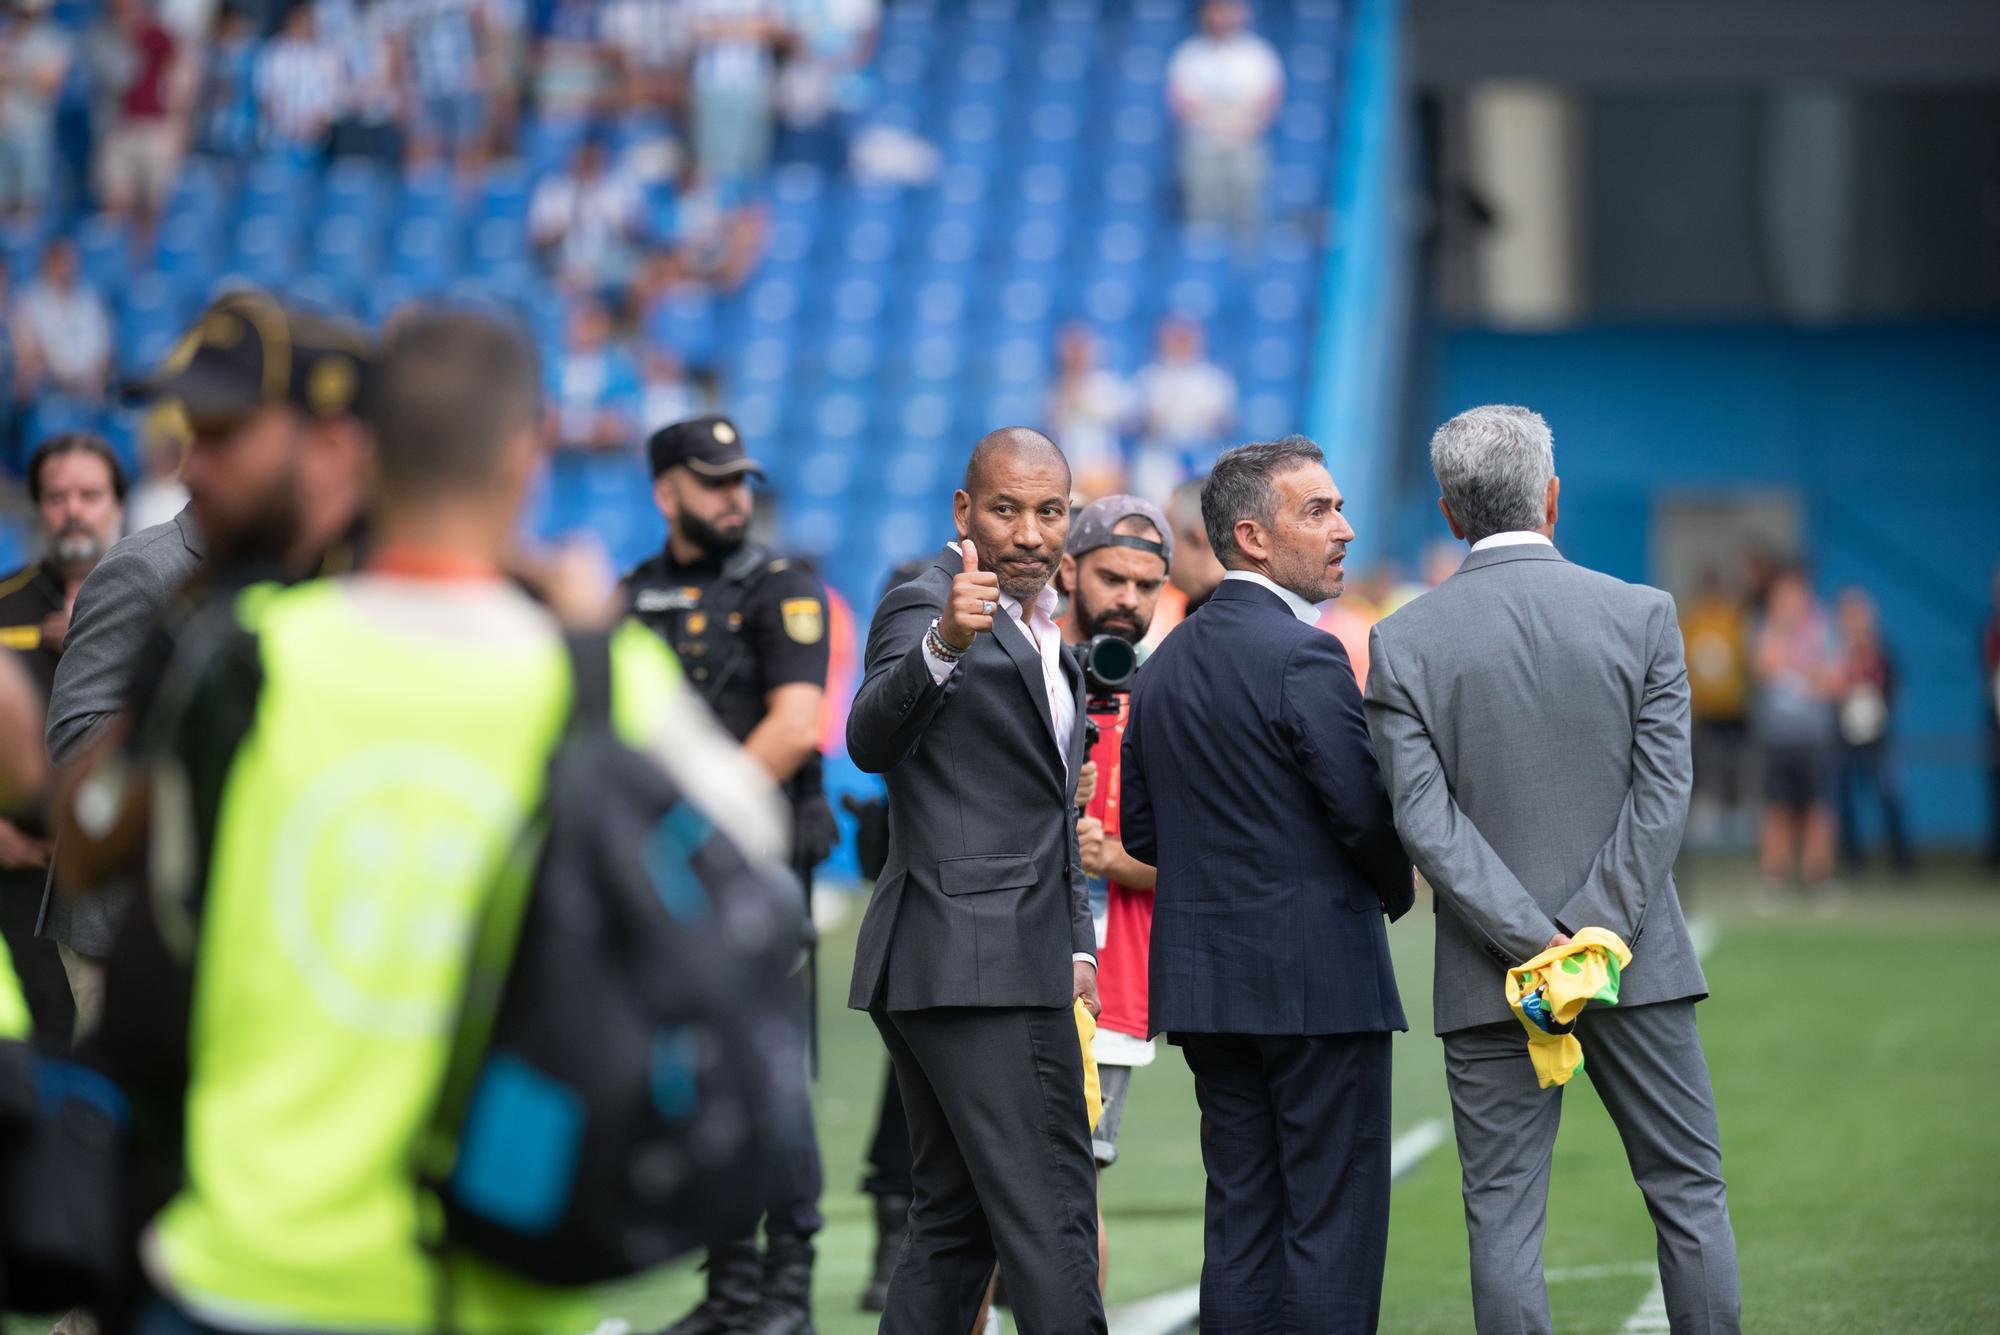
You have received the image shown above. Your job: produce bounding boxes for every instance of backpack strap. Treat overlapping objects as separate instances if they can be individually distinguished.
[563,630,614,733]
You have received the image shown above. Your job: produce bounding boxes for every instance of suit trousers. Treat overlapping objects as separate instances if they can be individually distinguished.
[871,1006,1105,1335]
[1444,1000,1741,1335]
[1176,1031,1393,1335]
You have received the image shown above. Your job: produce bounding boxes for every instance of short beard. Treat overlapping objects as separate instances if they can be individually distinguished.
[50,524,107,576]
[996,563,1054,604]
[677,510,747,558]
[207,478,306,571]
[1073,592,1144,644]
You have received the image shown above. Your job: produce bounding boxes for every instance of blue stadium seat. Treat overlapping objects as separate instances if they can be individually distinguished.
[76,213,128,292]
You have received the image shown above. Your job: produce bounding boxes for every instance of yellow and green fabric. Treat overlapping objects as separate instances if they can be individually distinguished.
[1504,927,1633,1089]
[149,582,682,1334]
[0,936,31,1042]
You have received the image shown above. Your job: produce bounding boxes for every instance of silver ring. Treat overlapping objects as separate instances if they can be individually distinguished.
[981,600,995,616]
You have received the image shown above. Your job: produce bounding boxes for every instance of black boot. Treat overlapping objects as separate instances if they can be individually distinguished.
[738,1233,815,1335]
[658,1241,763,1335]
[859,1193,909,1312]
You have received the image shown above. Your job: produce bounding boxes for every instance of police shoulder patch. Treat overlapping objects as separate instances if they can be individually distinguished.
[780,597,824,645]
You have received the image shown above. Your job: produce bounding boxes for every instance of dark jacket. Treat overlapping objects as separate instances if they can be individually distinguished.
[846,545,1091,1011]
[1122,578,1412,1036]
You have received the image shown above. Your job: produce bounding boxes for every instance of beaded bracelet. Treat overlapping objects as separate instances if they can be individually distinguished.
[926,617,967,662]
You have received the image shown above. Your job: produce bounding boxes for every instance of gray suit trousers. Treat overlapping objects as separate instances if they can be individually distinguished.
[1443,1000,1740,1335]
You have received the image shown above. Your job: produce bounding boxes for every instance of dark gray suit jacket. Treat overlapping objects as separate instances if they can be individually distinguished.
[39,504,204,952]
[1365,542,1707,1034]
[846,546,1091,1012]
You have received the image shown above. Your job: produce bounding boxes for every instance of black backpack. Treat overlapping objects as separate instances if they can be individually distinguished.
[415,632,813,1291]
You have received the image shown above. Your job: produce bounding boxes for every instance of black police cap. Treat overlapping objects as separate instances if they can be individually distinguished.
[122,288,378,427]
[648,414,765,481]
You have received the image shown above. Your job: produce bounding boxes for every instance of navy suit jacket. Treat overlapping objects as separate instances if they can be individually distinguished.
[1122,578,1413,1036]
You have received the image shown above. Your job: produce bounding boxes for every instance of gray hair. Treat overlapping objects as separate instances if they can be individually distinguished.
[1201,435,1324,567]
[1428,405,1555,544]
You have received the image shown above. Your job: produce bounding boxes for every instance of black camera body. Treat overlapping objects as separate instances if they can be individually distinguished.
[1080,634,1140,752]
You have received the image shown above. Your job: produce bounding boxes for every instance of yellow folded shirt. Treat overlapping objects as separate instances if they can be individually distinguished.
[1504,927,1633,1089]
[1075,1000,1102,1130]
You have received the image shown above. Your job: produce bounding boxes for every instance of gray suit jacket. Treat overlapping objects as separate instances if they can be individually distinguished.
[1364,543,1706,1034]
[38,504,203,952]
[845,546,1091,1012]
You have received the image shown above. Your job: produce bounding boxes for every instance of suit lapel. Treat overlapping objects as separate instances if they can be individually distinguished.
[1059,643,1085,780]
[994,605,1062,767]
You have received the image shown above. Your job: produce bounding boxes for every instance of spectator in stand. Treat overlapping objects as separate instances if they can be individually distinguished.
[684,0,789,184]
[0,0,71,226]
[14,239,112,409]
[1985,562,2000,868]
[86,0,185,243]
[1752,566,1842,901]
[1166,0,1283,236]
[1682,567,1754,842]
[255,4,343,155]
[1047,324,1135,502]
[392,0,493,173]
[532,0,612,127]
[1833,588,1913,874]
[192,4,259,163]
[599,0,683,111]
[775,0,879,166]
[638,343,700,431]
[529,135,647,293]
[321,0,407,165]
[1132,315,1235,503]
[548,296,640,451]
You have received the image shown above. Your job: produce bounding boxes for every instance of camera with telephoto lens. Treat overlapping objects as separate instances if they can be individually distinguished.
[1081,632,1139,726]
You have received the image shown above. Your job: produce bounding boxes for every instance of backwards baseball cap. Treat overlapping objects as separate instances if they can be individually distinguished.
[647,414,765,481]
[123,288,377,428]
[1067,494,1174,566]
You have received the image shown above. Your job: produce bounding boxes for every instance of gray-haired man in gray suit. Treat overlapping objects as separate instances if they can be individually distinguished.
[1365,405,1740,1335]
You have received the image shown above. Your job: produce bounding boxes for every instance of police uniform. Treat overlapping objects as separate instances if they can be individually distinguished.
[0,562,65,698]
[624,415,827,1335]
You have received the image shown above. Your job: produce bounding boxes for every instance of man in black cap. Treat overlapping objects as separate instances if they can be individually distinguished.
[42,288,377,1028]
[624,414,832,1335]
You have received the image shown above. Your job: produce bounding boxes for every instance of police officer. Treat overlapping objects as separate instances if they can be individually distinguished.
[626,415,832,1335]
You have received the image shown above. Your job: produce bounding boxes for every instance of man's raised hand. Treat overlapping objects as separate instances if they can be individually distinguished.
[940,538,1001,650]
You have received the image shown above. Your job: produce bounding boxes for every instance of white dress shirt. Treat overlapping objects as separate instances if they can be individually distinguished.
[1470,530,1555,553]
[922,551,1092,966]
[1221,568,1322,624]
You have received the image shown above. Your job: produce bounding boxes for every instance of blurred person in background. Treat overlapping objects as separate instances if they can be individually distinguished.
[0,432,124,1047]
[1046,324,1134,501]
[126,403,190,532]
[13,239,112,410]
[774,0,879,167]
[599,0,684,111]
[1058,496,1171,1296]
[391,0,494,175]
[1682,568,1753,845]
[1752,566,1842,900]
[529,135,647,293]
[1165,0,1282,237]
[640,344,701,430]
[0,0,72,227]
[546,296,640,451]
[85,0,184,244]
[625,414,833,1335]
[1132,315,1234,504]
[253,4,342,155]
[320,0,406,165]
[1139,476,1223,653]
[685,0,788,184]
[1833,589,1913,874]
[531,0,612,127]
[1985,562,2000,868]
[190,4,258,164]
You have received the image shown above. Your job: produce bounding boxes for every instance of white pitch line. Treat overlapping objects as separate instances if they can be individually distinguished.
[1106,1118,1450,1335]
[1546,1260,1656,1283]
[1617,1278,1670,1332]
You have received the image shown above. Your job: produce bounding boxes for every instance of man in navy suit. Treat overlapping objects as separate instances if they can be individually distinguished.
[1122,435,1413,1334]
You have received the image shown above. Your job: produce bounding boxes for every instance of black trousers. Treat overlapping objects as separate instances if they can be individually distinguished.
[1176,1031,1393,1335]
[1837,739,1913,869]
[871,1006,1105,1335]
[862,1060,914,1199]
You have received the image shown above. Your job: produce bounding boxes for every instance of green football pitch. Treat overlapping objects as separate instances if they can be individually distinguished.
[607,857,2000,1334]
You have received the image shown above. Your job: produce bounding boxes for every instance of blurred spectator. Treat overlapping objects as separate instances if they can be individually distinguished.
[532,0,611,125]
[639,343,699,430]
[192,4,259,161]
[13,239,111,407]
[393,0,493,172]
[321,0,407,164]
[1683,568,1753,840]
[86,0,185,239]
[1132,315,1234,502]
[126,402,190,531]
[599,0,683,110]
[1752,567,1841,898]
[1047,324,1134,501]
[775,0,878,166]
[1833,588,1912,873]
[1140,477,1224,653]
[685,0,788,183]
[255,5,343,154]
[1166,0,1282,236]
[1982,563,1999,867]
[548,296,639,450]
[661,180,767,291]
[475,0,528,154]
[0,0,71,225]
[529,136,646,292]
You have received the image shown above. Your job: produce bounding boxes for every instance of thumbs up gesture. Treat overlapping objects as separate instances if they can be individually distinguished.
[941,538,1002,651]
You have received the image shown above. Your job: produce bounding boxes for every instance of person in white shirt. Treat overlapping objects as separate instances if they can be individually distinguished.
[528,138,647,291]
[1132,315,1236,502]
[1047,324,1136,500]
[255,5,344,151]
[14,241,111,404]
[684,0,787,182]
[1165,0,1284,235]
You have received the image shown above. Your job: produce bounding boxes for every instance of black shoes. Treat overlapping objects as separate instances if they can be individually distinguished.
[859,1193,911,1313]
[659,1241,763,1335]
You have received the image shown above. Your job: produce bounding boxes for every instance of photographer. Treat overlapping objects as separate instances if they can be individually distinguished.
[1058,495,1170,1292]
